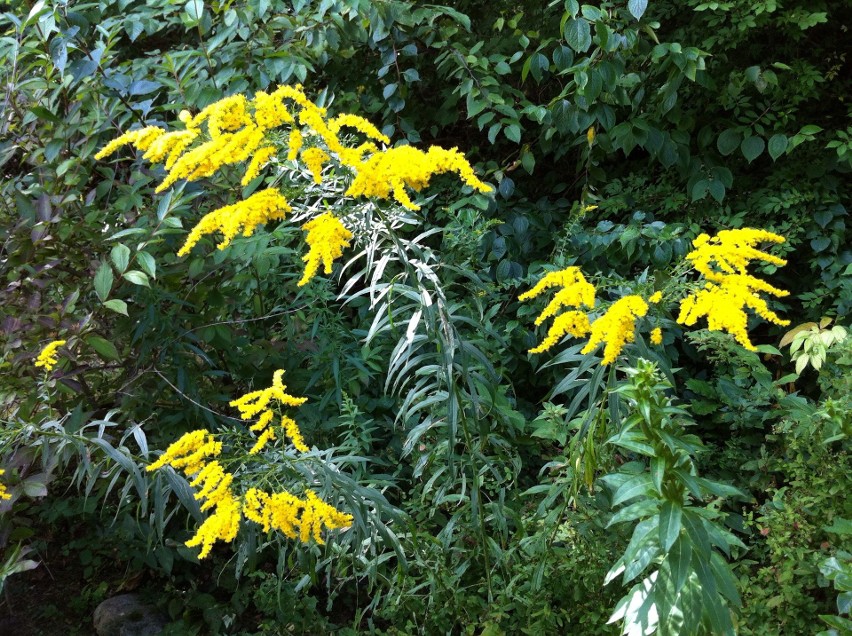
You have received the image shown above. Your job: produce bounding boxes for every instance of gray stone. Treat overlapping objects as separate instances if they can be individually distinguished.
[93,593,166,636]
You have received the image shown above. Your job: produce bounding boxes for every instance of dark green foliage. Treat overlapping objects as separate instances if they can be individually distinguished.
[1,0,850,634]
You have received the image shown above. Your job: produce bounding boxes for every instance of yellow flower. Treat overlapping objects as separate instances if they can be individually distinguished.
[678,228,790,350]
[677,276,789,350]
[345,145,492,211]
[146,430,222,474]
[301,147,330,184]
[253,89,295,130]
[230,369,308,419]
[287,129,303,160]
[0,469,12,501]
[582,295,649,365]
[298,212,353,287]
[587,126,596,146]
[177,188,291,256]
[529,311,592,354]
[281,415,309,453]
[185,490,241,559]
[650,327,663,345]
[649,291,663,304]
[241,145,277,186]
[249,427,276,455]
[241,487,352,543]
[328,113,390,145]
[94,127,165,160]
[35,339,67,371]
[230,370,310,453]
[685,228,786,283]
[520,267,596,354]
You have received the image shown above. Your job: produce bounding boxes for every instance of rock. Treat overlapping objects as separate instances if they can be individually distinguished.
[93,593,166,636]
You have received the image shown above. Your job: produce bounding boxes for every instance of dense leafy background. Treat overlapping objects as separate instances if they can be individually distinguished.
[1,0,850,634]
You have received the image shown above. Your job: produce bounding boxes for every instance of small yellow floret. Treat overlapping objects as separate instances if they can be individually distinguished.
[650,327,663,345]
[346,145,492,211]
[35,339,67,371]
[241,145,277,185]
[678,228,790,350]
[298,212,353,286]
[649,291,663,304]
[301,147,330,184]
[582,295,649,365]
[0,469,11,501]
[178,188,291,256]
[146,430,222,473]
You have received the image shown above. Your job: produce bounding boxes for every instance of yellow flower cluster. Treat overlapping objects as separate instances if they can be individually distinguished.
[518,267,595,354]
[145,430,238,558]
[146,371,352,559]
[97,84,490,284]
[177,188,292,257]
[229,369,309,454]
[650,327,663,345]
[520,268,659,363]
[35,340,67,371]
[677,229,790,350]
[298,212,354,287]
[581,295,649,365]
[242,488,353,543]
[345,145,492,211]
[0,469,11,501]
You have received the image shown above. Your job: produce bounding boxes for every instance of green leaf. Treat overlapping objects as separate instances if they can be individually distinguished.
[103,299,128,316]
[137,252,156,279]
[767,134,788,160]
[741,136,765,163]
[628,0,648,19]
[716,129,741,156]
[563,18,592,53]
[607,499,659,527]
[708,180,725,203]
[659,501,683,551]
[504,124,521,143]
[123,270,150,287]
[824,518,852,535]
[184,0,204,22]
[691,179,710,201]
[110,243,130,274]
[612,473,653,506]
[86,335,120,361]
[94,261,113,302]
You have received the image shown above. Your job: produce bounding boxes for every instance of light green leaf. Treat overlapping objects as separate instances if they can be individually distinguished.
[628,0,648,20]
[110,243,130,274]
[103,299,128,316]
[137,251,156,279]
[94,261,113,302]
[659,501,683,552]
[123,270,150,287]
